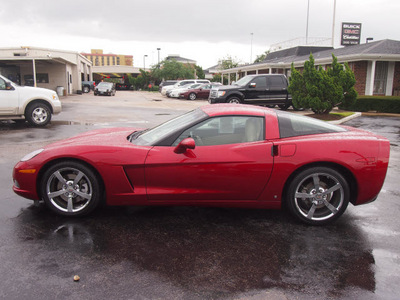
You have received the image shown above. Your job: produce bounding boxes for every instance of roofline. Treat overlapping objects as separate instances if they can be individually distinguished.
[220,53,400,73]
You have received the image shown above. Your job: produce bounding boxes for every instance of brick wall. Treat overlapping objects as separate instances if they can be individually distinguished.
[393,62,400,96]
[352,61,368,96]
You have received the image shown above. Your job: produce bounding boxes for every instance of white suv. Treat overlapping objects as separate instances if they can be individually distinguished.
[161,79,210,96]
[0,74,62,126]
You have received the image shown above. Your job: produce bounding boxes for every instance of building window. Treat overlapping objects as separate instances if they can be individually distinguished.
[107,57,110,65]
[101,57,104,66]
[117,57,120,65]
[95,58,99,66]
[374,61,388,95]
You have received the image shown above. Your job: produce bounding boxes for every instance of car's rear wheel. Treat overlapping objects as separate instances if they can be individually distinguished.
[25,103,51,127]
[83,86,90,93]
[228,96,241,104]
[41,161,102,216]
[286,167,350,225]
[188,93,197,100]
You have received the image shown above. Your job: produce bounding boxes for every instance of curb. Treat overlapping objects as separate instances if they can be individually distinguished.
[328,112,362,125]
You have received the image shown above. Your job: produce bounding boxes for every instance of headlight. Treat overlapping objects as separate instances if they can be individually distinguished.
[52,93,59,100]
[21,149,44,162]
[217,91,226,97]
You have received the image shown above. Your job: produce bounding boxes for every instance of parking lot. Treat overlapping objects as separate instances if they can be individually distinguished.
[1,91,399,299]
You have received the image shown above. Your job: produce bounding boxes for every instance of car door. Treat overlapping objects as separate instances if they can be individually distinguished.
[197,84,211,99]
[144,116,274,202]
[265,76,288,103]
[244,76,268,104]
[0,77,19,115]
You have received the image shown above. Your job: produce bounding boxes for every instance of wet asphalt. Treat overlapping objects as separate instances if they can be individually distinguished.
[0,92,399,300]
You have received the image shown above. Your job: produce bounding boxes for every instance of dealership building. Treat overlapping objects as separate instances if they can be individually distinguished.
[0,47,92,95]
[220,39,400,96]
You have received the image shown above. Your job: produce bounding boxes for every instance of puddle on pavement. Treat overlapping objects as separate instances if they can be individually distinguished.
[51,120,94,126]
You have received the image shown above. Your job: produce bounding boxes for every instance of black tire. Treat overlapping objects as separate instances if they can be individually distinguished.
[286,167,350,225]
[278,103,290,110]
[188,93,197,100]
[227,96,242,104]
[25,102,52,127]
[40,161,103,216]
[266,105,275,108]
[83,86,90,93]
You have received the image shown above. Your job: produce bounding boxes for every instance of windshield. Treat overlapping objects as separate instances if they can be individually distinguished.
[233,75,254,86]
[132,108,207,146]
[98,82,112,88]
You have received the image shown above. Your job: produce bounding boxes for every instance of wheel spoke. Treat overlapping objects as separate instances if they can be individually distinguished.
[322,183,341,196]
[48,189,65,199]
[295,192,314,199]
[73,171,84,186]
[74,190,91,200]
[312,174,320,190]
[54,171,68,185]
[307,204,317,219]
[323,199,338,214]
[67,197,73,213]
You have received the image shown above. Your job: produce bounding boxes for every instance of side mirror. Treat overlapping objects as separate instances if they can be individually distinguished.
[249,82,256,88]
[174,138,196,154]
[6,82,14,90]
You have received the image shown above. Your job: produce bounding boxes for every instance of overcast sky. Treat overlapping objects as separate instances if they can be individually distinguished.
[1,0,399,69]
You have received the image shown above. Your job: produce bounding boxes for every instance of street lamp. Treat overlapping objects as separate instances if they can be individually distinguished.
[250,33,253,63]
[157,48,161,65]
[143,54,148,71]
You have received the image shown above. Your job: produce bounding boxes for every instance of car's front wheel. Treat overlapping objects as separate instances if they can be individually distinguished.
[188,93,197,100]
[228,96,242,104]
[41,161,102,216]
[286,167,350,225]
[25,103,52,127]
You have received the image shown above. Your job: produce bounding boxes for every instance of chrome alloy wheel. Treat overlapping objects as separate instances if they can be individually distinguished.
[46,167,93,213]
[32,107,49,124]
[293,172,344,221]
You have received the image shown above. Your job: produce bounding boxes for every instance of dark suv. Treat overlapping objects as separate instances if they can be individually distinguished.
[209,74,294,109]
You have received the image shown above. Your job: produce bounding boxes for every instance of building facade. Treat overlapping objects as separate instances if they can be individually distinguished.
[0,46,92,95]
[81,49,133,67]
[220,39,400,96]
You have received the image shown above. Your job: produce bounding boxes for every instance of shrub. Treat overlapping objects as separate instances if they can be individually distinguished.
[340,96,400,113]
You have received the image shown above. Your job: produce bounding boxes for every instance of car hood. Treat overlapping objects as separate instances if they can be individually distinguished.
[96,86,112,91]
[45,127,143,149]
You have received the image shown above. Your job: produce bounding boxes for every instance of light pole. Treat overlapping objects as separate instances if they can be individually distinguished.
[143,54,148,71]
[157,48,161,65]
[306,0,310,45]
[250,33,253,63]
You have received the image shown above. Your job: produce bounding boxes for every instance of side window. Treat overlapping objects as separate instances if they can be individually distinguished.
[250,77,267,88]
[268,76,285,87]
[0,78,6,90]
[173,116,264,146]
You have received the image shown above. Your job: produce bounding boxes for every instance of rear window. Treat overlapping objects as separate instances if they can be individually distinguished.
[277,111,346,138]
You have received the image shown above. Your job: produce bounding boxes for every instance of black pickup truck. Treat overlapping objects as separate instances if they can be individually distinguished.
[208,74,294,109]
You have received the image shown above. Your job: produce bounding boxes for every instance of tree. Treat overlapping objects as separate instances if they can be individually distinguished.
[151,59,195,81]
[194,65,205,79]
[288,54,358,114]
[254,50,270,63]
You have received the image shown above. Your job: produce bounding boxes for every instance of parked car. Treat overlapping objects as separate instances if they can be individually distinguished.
[168,83,202,98]
[116,83,131,90]
[159,80,178,93]
[81,81,96,93]
[161,79,210,96]
[94,82,116,96]
[13,104,389,225]
[0,74,62,126]
[209,74,296,109]
[180,82,222,100]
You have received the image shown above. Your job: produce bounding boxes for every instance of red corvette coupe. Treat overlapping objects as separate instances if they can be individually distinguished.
[13,104,390,225]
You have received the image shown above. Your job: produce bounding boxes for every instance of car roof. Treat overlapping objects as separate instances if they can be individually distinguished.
[201,104,275,117]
